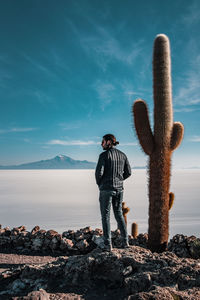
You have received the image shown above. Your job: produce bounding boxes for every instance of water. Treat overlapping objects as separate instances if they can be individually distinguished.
[0,169,199,238]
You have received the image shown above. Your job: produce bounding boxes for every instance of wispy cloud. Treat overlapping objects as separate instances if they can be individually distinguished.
[189,136,200,142]
[0,127,38,134]
[47,139,98,146]
[23,54,59,81]
[181,2,200,26]
[47,139,137,147]
[121,79,146,102]
[92,80,116,110]
[81,27,143,71]
[0,69,12,89]
[120,142,137,146]
[174,47,200,110]
[93,78,144,110]
[59,121,82,130]
[174,72,200,106]
[174,108,193,113]
[66,17,143,72]
[33,90,55,106]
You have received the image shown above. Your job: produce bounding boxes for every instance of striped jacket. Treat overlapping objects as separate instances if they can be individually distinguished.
[95,147,132,191]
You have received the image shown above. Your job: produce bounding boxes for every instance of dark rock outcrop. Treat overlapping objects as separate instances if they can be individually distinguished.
[0,225,200,299]
[0,225,199,260]
[0,246,199,299]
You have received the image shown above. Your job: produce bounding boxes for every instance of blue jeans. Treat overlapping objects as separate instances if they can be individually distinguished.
[99,190,128,246]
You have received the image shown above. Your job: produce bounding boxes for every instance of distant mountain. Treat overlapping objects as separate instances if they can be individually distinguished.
[0,155,96,170]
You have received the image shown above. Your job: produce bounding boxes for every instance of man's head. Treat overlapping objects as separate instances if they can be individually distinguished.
[101,134,119,150]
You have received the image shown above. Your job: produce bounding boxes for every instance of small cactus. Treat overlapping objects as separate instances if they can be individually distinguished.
[131,222,138,238]
[169,192,175,210]
[133,34,184,252]
[122,202,130,226]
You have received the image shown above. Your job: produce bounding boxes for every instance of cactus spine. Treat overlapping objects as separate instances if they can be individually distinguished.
[133,34,184,252]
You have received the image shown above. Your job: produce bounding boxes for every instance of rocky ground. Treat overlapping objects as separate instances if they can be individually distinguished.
[0,225,200,299]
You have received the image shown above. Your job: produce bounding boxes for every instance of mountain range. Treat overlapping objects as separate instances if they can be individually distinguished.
[0,155,146,170]
[0,155,96,169]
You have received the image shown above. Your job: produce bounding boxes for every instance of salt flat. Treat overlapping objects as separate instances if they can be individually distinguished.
[0,169,199,238]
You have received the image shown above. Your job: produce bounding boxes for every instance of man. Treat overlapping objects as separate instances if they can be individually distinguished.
[95,134,132,251]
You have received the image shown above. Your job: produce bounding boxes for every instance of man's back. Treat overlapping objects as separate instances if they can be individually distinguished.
[95,147,131,191]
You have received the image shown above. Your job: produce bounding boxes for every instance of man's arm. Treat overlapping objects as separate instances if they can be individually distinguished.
[95,154,105,185]
[123,157,132,180]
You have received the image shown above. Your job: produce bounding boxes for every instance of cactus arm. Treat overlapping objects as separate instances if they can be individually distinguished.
[133,99,154,155]
[170,122,184,151]
[169,192,175,210]
[131,222,138,238]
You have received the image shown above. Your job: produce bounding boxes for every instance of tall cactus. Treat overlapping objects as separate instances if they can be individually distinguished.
[133,34,184,252]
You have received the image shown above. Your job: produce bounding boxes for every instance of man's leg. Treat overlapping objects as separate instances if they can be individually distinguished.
[99,190,112,247]
[112,191,129,245]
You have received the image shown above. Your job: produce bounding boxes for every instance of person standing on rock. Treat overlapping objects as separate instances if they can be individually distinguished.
[95,134,132,251]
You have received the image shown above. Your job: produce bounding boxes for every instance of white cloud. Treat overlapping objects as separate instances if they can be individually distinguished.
[47,139,136,147]
[189,136,200,142]
[48,139,98,146]
[174,107,197,113]
[120,142,137,146]
[0,127,38,134]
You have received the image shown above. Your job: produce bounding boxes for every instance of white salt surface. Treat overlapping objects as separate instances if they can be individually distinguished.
[0,169,199,238]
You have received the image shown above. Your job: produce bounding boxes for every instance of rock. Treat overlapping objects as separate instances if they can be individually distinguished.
[74,231,84,241]
[0,235,10,247]
[10,279,26,292]
[35,229,46,237]
[49,237,59,251]
[128,286,175,299]
[60,238,74,251]
[31,237,44,251]
[187,236,200,259]
[12,288,50,299]
[0,228,5,235]
[125,273,151,294]
[93,228,103,235]
[76,239,89,252]
[20,231,30,238]
[43,237,51,248]
[13,225,26,232]
[62,230,75,239]
[31,226,40,235]
[46,230,59,239]
[81,226,92,234]
[1,243,200,299]
[168,234,200,259]
[4,228,12,237]
[91,235,104,248]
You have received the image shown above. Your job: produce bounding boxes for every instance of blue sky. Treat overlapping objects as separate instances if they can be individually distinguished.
[0,0,200,168]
